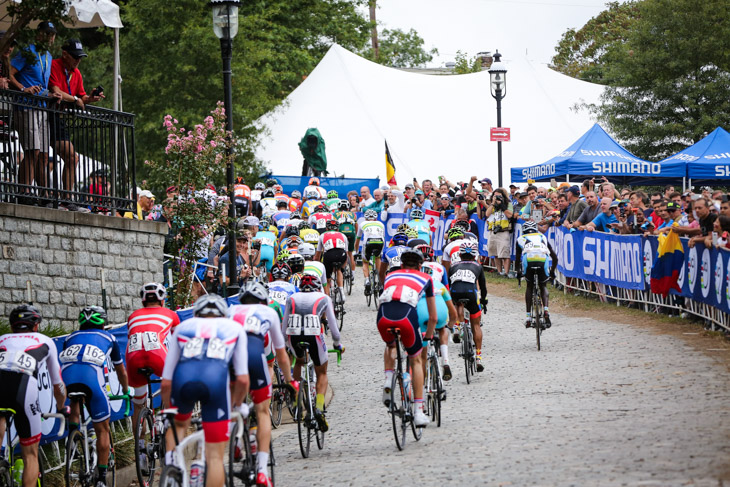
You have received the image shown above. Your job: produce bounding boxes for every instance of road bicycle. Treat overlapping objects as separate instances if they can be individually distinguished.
[342,259,354,296]
[156,409,203,487]
[519,272,546,351]
[329,262,346,330]
[364,246,382,308]
[455,300,476,384]
[424,337,443,428]
[0,409,65,487]
[226,407,276,487]
[133,367,165,487]
[65,393,130,487]
[385,328,422,451]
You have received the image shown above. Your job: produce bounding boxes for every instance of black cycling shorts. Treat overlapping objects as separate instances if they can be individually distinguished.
[450,291,481,319]
[364,241,384,262]
[234,198,249,216]
[525,260,549,284]
[323,248,347,279]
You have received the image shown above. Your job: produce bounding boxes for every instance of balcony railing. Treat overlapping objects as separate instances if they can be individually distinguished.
[0,89,136,213]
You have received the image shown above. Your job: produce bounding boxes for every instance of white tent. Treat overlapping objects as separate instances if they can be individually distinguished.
[257,44,604,186]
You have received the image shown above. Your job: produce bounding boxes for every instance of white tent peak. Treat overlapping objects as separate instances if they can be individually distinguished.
[257,43,603,185]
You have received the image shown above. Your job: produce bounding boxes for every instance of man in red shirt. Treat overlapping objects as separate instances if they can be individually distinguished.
[48,39,104,210]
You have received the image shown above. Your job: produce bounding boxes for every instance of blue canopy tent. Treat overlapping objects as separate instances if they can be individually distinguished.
[510,124,687,186]
[266,174,380,196]
[659,127,730,185]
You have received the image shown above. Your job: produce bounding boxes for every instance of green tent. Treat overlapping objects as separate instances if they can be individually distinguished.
[298,128,328,176]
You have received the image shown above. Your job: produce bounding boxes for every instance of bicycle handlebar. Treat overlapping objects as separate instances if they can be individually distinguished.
[327,348,343,365]
[108,393,133,417]
[41,412,67,437]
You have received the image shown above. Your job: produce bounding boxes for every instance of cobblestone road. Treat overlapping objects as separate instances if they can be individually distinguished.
[262,280,730,486]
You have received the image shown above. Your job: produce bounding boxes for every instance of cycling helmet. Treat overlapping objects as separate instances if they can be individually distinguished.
[327,190,338,199]
[79,306,107,330]
[235,176,244,184]
[326,219,339,231]
[140,282,167,303]
[304,189,319,200]
[254,182,265,190]
[364,209,378,221]
[266,178,278,187]
[193,294,228,318]
[446,227,465,242]
[308,177,320,186]
[454,220,470,231]
[273,184,283,194]
[260,217,273,229]
[405,227,418,239]
[299,221,310,230]
[286,236,302,247]
[285,225,300,237]
[262,188,275,198]
[315,204,327,213]
[288,254,305,274]
[391,232,409,247]
[290,211,301,220]
[271,262,292,281]
[522,220,539,234]
[298,243,316,260]
[338,200,349,211]
[397,223,410,233]
[299,274,322,292]
[400,248,424,268]
[277,249,291,262]
[415,244,434,262]
[459,240,478,257]
[9,304,42,331]
[291,190,301,199]
[276,200,288,209]
[410,208,424,220]
[239,281,269,304]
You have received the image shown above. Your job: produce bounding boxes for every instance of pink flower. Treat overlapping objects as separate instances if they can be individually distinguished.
[210,140,217,148]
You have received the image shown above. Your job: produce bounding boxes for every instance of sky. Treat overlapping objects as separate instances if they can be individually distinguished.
[370,0,615,67]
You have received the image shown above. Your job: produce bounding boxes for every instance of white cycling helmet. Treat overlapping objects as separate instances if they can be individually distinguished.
[298,243,316,260]
[193,294,228,318]
[140,282,166,303]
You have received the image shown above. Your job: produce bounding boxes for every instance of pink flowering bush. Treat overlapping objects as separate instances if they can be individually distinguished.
[146,103,234,307]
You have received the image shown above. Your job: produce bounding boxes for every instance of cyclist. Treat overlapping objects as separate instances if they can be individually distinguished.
[282,274,344,432]
[298,242,328,294]
[441,227,466,271]
[273,185,290,209]
[60,306,129,487]
[303,177,328,200]
[288,190,302,212]
[0,305,66,487]
[271,200,291,233]
[515,220,558,328]
[268,262,298,308]
[229,283,296,487]
[251,182,265,216]
[252,220,278,273]
[448,241,488,372]
[308,204,334,234]
[418,264,457,382]
[334,200,358,274]
[407,208,432,245]
[314,219,349,302]
[126,283,181,435]
[300,189,323,218]
[324,190,340,212]
[418,244,449,289]
[233,177,251,217]
[353,209,385,296]
[161,294,249,487]
[298,221,321,247]
[376,248,436,427]
[380,232,409,283]
[259,188,278,217]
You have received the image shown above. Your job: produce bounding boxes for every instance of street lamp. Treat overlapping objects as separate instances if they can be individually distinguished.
[488,50,507,188]
[210,0,240,296]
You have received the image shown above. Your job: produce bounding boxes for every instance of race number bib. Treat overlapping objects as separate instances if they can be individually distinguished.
[142,332,161,351]
[323,239,335,252]
[286,315,302,335]
[388,255,401,269]
[316,218,328,229]
[127,333,143,353]
[82,345,107,366]
[242,316,263,335]
[270,291,288,305]
[452,269,476,284]
[59,344,83,363]
[365,226,383,238]
[206,337,226,360]
[0,351,37,374]
[260,238,274,247]
[182,337,204,358]
[303,315,321,336]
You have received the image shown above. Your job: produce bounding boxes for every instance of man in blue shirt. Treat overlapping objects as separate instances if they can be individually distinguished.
[9,22,60,204]
[581,197,618,233]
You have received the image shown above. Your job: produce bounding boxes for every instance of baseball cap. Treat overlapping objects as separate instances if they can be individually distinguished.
[242,216,259,227]
[38,22,57,34]
[62,39,88,58]
[509,184,517,189]
[139,190,155,199]
[609,200,620,208]
[518,192,528,198]
[567,185,580,196]
[405,183,415,190]
[479,178,492,185]
[667,201,681,211]
[440,194,450,200]
[415,189,424,195]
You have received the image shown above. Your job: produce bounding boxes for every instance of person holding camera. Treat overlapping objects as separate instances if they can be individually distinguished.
[404,188,432,218]
[485,187,513,276]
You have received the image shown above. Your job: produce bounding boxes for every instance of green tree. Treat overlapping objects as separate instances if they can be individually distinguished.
[453,50,481,74]
[594,0,730,160]
[550,1,639,84]
[363,28,438,68]
[0,0,68,57]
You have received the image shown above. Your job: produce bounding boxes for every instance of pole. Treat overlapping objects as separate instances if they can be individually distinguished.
[496,89,503,188]
[221,37,239,297]
[369,1,379,60]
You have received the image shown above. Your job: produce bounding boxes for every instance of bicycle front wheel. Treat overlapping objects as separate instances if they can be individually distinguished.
[158,465,183,487]
[297,383,312,458]
[335,288,345,330]
[107,431,117,487]
[0,459,11,487]
[533,288,542,351]
[389,373,407,451]
[462,325,472,385]
[134,408,157,487]
[227,421,253,487]
[345,265,353,295]
[270,368,284,428]
[65,430,87,487]
[430,356,442,427]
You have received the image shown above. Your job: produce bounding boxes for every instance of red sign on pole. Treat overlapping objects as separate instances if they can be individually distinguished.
[490,127,510,142]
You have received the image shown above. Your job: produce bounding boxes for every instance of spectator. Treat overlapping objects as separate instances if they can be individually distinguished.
[664,184,675,200]
[48,39,103,211]
[383,186,404,214]
[485,188,513,275]
[124,190,155,220]
[720,197,730,218]
[686,197,717,247]
[9,21,59,204]
[581,178,594,197]
[405,189,432,216]
[0,30,16,89]
[599,180,618,200]
[364,188,385,212]
[555,193,570,226]
[435,193,454,217]
[581,197,618,233]
[519,185,538,218]
[478,178,493,199]
[218,234,256,287]
[704,215,730,249]
[574,191,601,227]
[563,185,587,227]
[513,192,528,215]
[508,184,519,202]
[669,191,683,208]
[620,187,631,200]
[358,186,374,208]
[657,201,689,233]
[347,191,359,210]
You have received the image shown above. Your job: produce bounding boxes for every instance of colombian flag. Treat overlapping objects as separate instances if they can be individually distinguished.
[385,140,397,186]
[650,230,684,295]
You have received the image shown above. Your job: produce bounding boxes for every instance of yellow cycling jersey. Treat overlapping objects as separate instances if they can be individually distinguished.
[300,228,320,245]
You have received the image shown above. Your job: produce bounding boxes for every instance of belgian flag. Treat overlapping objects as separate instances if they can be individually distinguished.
[650,229,684,295]
[385,140,397,186]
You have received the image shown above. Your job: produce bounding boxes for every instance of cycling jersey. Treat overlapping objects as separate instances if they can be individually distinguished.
[382,245,407,271]
[335,210,356,225]
[268,280,299,308]
[317,231,348,253]
[254,230,277,272]
[163,317,248,443]
[422,261,449,289]
[407,220,432,244]
[260,197,278,217]
[324,198,340,212]
[272,210,291,232]
[303,260,326,280]
[516,232,553,279]
[250,189,263,202]
[357,220,385,245]
[229,304,285,404]
[282,292,340,367]
[126,306,180,388]
[442,238,466,264]
[234,184,251,201]
[300,228,320,246]
[301,199,323,218]
[448,260,487,318]
[288,198,302,212]
[416,281,450,331]
[0,332,63,445]
[309,212,334,233]
[61,329,124,423]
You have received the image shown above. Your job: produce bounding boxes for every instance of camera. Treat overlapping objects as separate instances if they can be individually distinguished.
[411,197,418,204]
[251,240,261,250]
[478,194,484,200]
[91,85,104,97]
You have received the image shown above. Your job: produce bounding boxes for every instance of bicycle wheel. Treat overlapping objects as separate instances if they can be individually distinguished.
[533,286,542,351]
[389,372,407,451]
[335,288,345,330]
[270,368,284,429]
[65,430,87,487]
[134,408,157,487]
[430,356,442,428]
[462,325,472,385]
[297,383,312,458]
[158,465,182,487]
[0,459,11,487]
[108,432,117,487]
[227,421,253,487]
[268,442,275,487]
[345,265,353,296]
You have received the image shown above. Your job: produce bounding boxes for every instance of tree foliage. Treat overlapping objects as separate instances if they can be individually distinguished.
[550,1,639,84]
[594,0,730,160]
[363,28,438,68]
[0,0,68,58]
[453,50,482,74]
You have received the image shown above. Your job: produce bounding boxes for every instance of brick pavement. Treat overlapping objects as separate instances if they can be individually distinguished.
[259,280,730,487]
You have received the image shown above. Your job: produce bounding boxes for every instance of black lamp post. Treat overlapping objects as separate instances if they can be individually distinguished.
[488,50,507,188]
[210,0,241,296]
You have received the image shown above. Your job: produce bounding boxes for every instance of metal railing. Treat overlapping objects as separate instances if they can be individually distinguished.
[0,89,136,213]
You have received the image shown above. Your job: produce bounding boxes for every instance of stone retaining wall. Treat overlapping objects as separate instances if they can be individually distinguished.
[0,203,167,328]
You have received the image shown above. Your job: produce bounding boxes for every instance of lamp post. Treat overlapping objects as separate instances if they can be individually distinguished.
[488,50,507,188]
[210,0,241,296]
